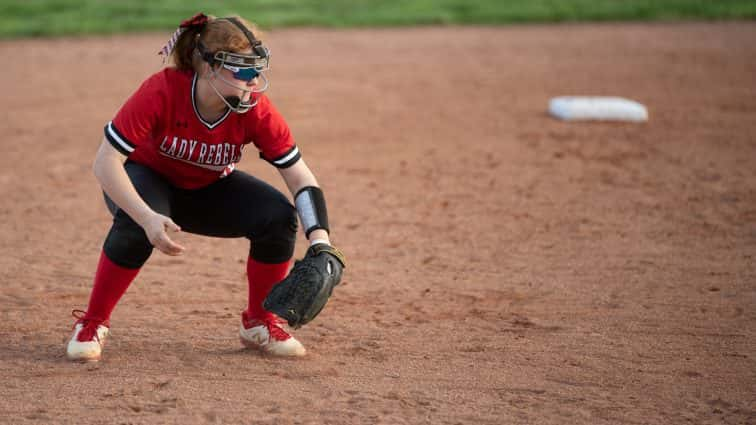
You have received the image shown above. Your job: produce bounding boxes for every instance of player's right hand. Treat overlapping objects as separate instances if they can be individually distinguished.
[142,212,186,256]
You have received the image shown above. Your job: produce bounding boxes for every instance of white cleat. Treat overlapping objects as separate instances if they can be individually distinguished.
[240,316,306,357]
[66,311,109,362]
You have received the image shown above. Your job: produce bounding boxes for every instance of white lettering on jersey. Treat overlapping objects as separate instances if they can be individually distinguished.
[188,140,198,158]
[206,145,216,164]
[229,145,237,163]
[197,143,207,163]
[159,136,169,151]
[177,139,188,158]
[157,135,243,172]
[166,137,178,156]
[222,143,230,165]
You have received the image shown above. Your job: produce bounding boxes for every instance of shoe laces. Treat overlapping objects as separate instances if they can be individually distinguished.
[71,309,106,342]
[264,317,291,342]
[246,315,291,342]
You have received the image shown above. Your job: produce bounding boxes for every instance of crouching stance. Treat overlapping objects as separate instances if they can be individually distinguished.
[67,13,343,361]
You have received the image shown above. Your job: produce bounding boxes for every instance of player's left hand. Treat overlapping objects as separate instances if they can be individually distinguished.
[263,243,345,328]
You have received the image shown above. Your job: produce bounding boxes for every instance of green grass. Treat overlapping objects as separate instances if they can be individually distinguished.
[1,0,755,38]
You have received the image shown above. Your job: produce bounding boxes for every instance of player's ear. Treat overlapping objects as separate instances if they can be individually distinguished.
[197,61,211,78]
[193,50,210,76]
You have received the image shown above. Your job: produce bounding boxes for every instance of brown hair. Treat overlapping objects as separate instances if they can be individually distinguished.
[170,15,264,71]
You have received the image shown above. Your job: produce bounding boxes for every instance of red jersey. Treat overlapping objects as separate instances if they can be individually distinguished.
[104,68,300,189]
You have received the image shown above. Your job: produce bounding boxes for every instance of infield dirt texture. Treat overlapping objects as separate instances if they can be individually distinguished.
[0,23,754,424]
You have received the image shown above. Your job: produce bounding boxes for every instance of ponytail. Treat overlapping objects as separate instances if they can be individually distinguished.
[170,26,203,70]
[158,13,214,71]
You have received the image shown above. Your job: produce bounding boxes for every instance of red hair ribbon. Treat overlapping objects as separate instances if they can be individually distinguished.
[180,13,209,29]
[158,12,209,61]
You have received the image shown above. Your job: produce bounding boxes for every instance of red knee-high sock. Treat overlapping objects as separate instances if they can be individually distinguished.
[244,257,290,321]
[83,251,141,323]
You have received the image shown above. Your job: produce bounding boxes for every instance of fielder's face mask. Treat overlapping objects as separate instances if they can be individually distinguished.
[198,17,270,113]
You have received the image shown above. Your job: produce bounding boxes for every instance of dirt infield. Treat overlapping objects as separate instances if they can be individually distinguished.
[0,22,754,424]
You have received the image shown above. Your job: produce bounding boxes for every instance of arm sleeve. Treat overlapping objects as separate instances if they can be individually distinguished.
[248,95,301,168]
[104,73,165,156]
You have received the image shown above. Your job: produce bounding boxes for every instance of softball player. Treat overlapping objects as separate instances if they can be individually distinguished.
[67,13,337,361]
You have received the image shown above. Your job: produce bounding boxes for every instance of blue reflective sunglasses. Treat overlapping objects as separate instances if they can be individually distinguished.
[223,64,261,82]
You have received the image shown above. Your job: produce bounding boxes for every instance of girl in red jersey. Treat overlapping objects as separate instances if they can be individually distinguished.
[67,13,340,361]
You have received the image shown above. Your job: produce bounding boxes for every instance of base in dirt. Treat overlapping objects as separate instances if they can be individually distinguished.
[549,96,649,122]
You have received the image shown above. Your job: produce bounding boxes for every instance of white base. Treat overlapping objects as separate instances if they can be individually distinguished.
[549,96,648,122]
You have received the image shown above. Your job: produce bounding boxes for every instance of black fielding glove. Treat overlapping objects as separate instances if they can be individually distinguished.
[264,243,346,328]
